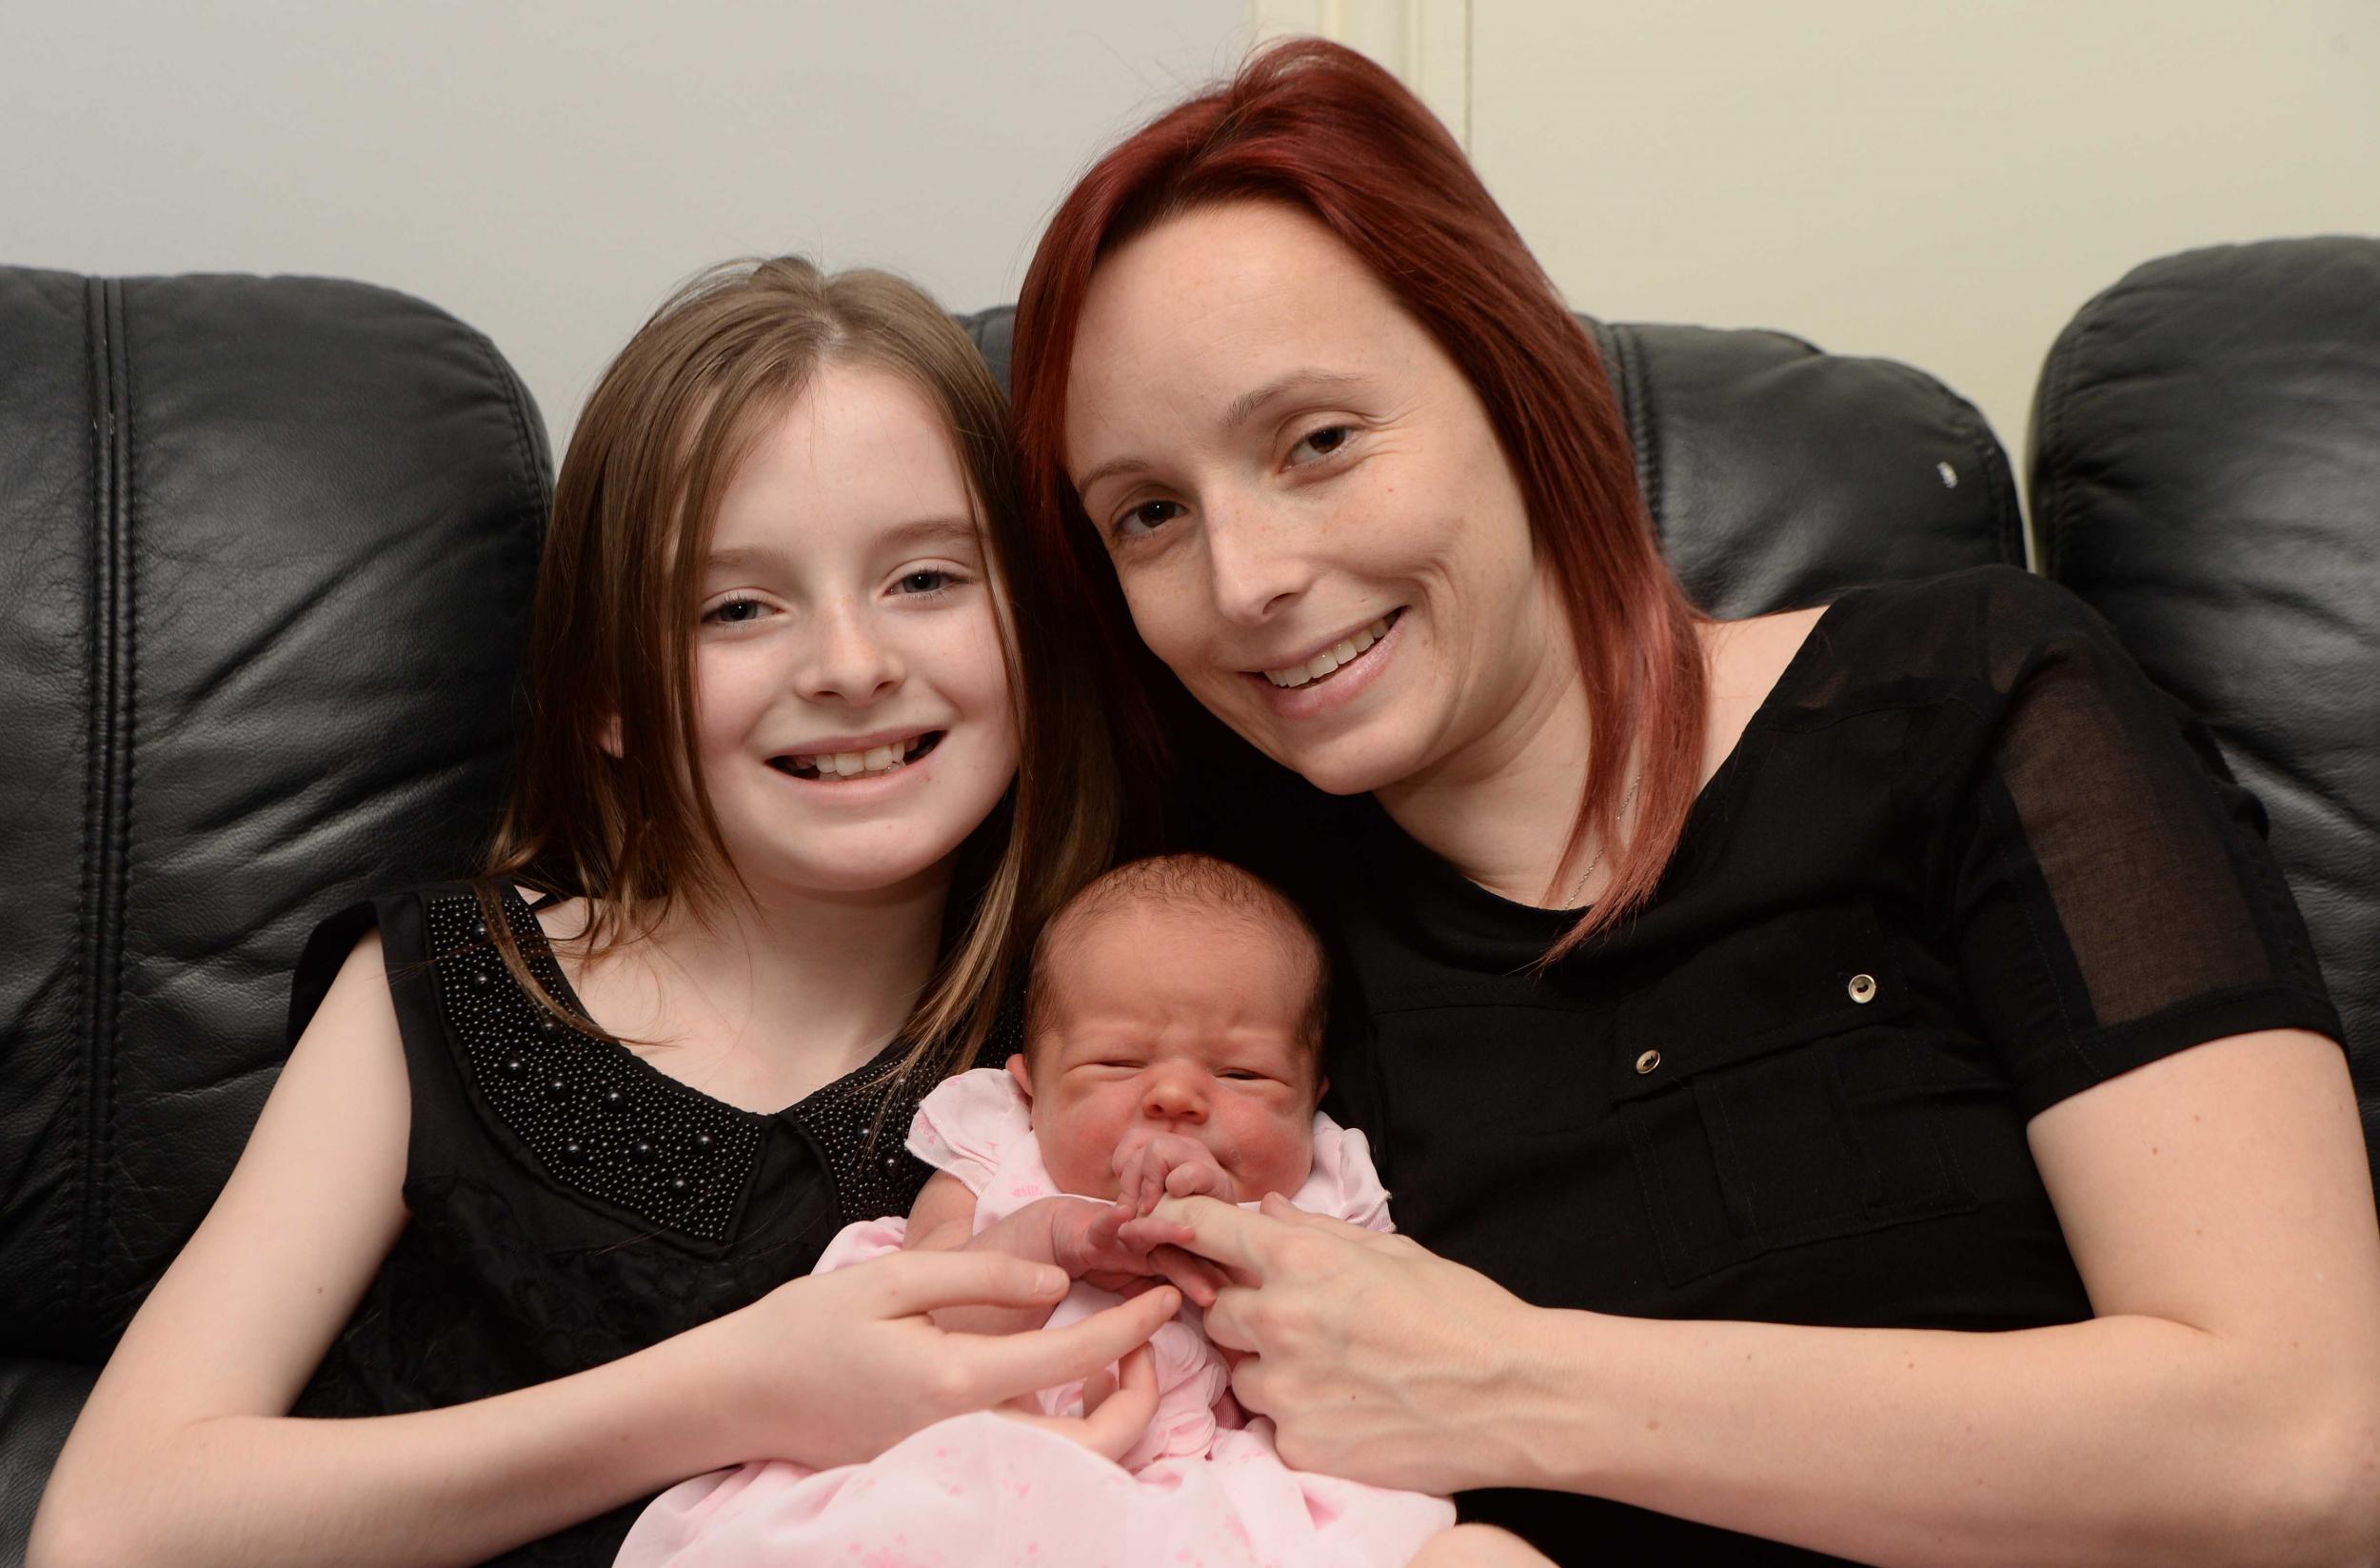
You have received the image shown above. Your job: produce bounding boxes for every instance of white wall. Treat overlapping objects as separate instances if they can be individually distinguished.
[1,1,1248,447]
[1461,0,2380,470]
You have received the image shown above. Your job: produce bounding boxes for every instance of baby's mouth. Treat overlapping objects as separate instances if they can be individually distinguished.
[1260,609,1401,689]
[770,731,942,782]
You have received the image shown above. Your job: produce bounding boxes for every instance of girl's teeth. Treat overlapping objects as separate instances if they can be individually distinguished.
[1333,640,1359,663]
[863,744,896,771]
[833,753,864,776]
[1350,627,1376,652]
[1306,650,1339,679]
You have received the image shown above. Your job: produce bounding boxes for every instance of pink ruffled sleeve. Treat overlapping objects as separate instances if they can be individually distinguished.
[1287,1113,1396,1233]
[904,1066,1036,1196]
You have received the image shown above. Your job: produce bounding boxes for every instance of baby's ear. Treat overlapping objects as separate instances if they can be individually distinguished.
[1005,1052,1034,1102]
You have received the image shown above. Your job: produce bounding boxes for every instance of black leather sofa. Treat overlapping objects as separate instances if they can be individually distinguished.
[3,237,2373,1566]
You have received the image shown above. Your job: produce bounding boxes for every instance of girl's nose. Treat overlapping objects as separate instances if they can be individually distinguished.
[799,601,903,704]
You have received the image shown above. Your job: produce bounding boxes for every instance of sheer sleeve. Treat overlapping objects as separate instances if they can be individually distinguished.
[1938,574,2341,1116]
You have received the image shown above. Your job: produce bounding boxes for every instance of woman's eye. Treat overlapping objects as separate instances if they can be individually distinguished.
[703,596,768,625]
[1114,499,1185,540]
[1288,425,1354,465]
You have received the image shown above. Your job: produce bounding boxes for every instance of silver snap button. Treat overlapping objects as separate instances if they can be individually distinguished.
[1635,1048,1661,1074]
[1848,973,1877,1003]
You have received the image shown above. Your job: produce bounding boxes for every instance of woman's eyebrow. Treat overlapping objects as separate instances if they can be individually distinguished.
[1073,369,1369,501]
[1222,368,1368,430]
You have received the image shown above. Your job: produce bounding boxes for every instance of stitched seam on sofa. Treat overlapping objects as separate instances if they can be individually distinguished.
[1614,325,1663,533]
[70,278,136,1328]
[66,277,103,1332]
[465,327,550,535]
[106,274,140,1324]
[2037,284,2118,584]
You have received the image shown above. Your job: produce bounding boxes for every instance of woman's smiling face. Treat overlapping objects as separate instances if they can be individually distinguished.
[1061,199,1571,799]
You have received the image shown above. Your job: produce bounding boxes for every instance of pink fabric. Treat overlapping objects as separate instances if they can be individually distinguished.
[617,1069,1454,1568]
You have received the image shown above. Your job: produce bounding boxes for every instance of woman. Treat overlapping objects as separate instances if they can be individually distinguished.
[1007,39,2380,1567]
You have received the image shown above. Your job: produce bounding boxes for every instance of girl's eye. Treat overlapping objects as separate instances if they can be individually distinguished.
[894,568,958,597]
[703,596,768,625]
[1288,425,1354,465]
[1113,499,1185,541]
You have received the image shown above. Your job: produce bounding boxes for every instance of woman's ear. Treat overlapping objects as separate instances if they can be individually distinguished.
[1005,1052,1035,1102]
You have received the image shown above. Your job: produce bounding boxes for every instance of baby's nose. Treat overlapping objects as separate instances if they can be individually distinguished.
[1141,1073,1208,1121]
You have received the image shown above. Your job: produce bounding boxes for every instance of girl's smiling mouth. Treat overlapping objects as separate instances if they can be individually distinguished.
[770,729,943,781]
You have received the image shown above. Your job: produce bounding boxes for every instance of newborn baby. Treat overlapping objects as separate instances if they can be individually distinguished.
[619,853,1457,1567]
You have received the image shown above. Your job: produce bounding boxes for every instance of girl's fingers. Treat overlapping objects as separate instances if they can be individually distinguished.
[957,1285,1180,1407]
[1000,1344,1160,1463]
[869,1249,1070,1315]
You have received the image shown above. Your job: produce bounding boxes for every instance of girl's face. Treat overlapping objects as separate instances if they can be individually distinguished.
[1061,200,1571,801]
[688,364,1018,902]
[1011,903,1319,1202]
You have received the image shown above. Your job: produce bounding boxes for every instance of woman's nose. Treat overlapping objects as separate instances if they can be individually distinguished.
[1202,495,1313,626]
[797,601,903,705]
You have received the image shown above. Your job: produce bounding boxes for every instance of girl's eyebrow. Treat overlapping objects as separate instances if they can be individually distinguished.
[701,519,979,575]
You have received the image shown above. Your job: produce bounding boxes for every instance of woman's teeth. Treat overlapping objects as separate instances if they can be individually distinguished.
[1263,617,1394,688]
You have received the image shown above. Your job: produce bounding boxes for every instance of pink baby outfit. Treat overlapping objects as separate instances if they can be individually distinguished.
[617,1068,1455,1568]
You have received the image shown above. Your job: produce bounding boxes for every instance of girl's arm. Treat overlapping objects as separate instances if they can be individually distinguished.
[30,936,1180,1568]
[1177,1028,2380,1568]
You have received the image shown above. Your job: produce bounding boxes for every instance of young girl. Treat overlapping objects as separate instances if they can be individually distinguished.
[29,258,1180,1568]
[619,855,1537,1568]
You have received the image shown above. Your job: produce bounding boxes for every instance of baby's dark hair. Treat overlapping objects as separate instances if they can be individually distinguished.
[1023,853,1330,1065]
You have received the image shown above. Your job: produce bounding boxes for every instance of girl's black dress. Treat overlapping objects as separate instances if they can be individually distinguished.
[1186,566,2344,1564]
[286,883,941,1565]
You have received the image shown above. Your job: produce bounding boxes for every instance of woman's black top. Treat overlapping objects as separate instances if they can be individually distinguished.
[285,883,939,1566]
[1187,566,2342,1565]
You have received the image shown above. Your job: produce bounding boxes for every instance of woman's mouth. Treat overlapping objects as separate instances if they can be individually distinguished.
[769,731,942,782]
[1260,610,1401,689]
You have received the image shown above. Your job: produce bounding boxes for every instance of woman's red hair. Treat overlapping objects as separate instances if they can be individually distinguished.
[1010,37,1705,957]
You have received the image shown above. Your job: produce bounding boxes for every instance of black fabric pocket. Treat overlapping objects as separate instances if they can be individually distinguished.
[1616,903,1973,1286]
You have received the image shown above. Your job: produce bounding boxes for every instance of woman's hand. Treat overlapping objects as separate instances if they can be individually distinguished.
[1156,1192,1545,1493]
[693,1247,1180,1469]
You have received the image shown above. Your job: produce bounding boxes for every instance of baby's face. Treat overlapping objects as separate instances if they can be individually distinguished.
[1013,903,1320,1202]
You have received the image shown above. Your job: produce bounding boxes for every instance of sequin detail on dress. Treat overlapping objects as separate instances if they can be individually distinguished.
[426,890,764,1241]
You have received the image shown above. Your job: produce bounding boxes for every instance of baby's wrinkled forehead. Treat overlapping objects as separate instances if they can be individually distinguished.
[1023,854,1330,1063]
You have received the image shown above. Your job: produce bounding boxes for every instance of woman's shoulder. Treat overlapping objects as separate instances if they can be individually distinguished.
[1774,565,2141,714]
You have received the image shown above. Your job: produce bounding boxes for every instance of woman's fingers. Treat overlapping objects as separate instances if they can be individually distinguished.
[1143,1194,1278,1279]
[956,1285,1180,1407]
[1146,1243,1226,1308]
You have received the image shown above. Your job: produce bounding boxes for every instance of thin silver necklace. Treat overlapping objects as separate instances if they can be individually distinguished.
[1564,768,1642,906]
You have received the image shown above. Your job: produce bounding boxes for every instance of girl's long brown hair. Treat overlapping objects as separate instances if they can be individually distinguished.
[1011,40,1706,960]
[481,257,1117,1082]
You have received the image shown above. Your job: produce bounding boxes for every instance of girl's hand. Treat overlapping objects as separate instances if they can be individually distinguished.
[1153,1192,1545,1493]
[696,1247,1180,1468]
[991,1343,1160,1463]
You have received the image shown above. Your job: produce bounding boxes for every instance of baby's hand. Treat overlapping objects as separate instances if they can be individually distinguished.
[1111,1130,1235,1219]
[1046,1200,1229,1309]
